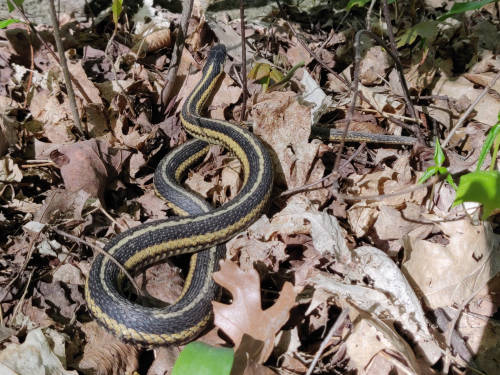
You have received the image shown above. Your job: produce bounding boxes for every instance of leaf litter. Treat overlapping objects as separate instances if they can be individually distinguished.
[0,1,499,375]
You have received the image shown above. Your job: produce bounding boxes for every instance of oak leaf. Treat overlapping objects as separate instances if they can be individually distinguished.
[212,260,296,363]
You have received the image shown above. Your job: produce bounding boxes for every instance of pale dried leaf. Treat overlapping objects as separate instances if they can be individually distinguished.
[0,156,22,182]
[52,264,85,285]
[403,220,500,309]
[67,57,103,105]
[345,319,418,373]
[29,90,76,143]
[359,46,392,86]
[0,328,77,375]
[314,244,442,364]
[134,28,173,53]
[432,72,500,125]
[136,190,168,220]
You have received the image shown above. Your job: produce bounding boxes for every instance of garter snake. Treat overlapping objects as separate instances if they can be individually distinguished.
[85,44,273,345]
[85,44,417,346]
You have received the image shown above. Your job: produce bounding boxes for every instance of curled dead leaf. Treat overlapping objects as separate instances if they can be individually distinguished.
[79,322,138,375]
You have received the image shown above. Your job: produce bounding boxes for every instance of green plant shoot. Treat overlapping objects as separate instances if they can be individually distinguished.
[0,18,21,28]
[112,0,123,25]
[418,138,457,189]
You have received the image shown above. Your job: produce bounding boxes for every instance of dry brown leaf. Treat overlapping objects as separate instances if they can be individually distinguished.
[36,281,83,320]
[227,216,287,272]
[359,46,392,86]
[136,190,168,220]
[286,38,313,66]
[110,112,149,149]
[432,71,500,125]
[29,90,76,143]
[84,103,108,137]
[230,334,279,375]
[79,322,139,375]
[0,102,20,156]
[0,156,22,182]
[212,260,296,363]
[50,139,131,200]
[134,28,173,53]
[373,204,429,244]
[34,189,90,222]
[433,275,500,373]
[146,346,180,375]
[345,156,426,237]
[185,151,243,206]
[253,91,327,205]
[67,56,103,105]
[138,261,184,306]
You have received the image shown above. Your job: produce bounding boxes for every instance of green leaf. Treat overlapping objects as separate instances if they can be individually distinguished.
[112,0,123,24]
[0,18,21,28]
[438,0,495,21]
[346,0,371,9]
[418,166,438,184]
[346,0,396,9]
[476,123,500,171]
[396,21,438,47]
[453,171,500,219]
[7,0,24,13]
[248,62,270,81]
[269,68,284,84]
[172,342,234,375]
[433,138,445,167]
[445,174,458,190]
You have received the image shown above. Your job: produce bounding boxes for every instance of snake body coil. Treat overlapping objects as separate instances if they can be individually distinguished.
[85,44,274,345]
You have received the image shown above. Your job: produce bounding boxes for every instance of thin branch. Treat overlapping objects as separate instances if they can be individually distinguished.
[239,0,248,122]
[335,174,441,201]
[53,228,141,295]
[442,71,500,147]
[280,143,365,198]
[10,2,93,105]
[305,308,349,375]
[381,0,419,133]
[9,270,34,327]
[332,31,363,173]
[105,21,137,118]
[48,0,84,135]
[161,0,194,109]
[365,0,377,30]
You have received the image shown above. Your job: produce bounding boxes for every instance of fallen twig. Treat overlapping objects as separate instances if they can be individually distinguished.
[48,0,84,135]
[305,308,350,375]
[442,71,500,147]
[161,0,194,110]
[53,228,141,295]
[239,0,248,122]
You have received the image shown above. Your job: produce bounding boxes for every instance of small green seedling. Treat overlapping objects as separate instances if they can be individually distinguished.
[418,138,457,190]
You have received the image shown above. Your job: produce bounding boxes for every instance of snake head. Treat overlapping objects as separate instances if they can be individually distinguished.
[203,44,226,75]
